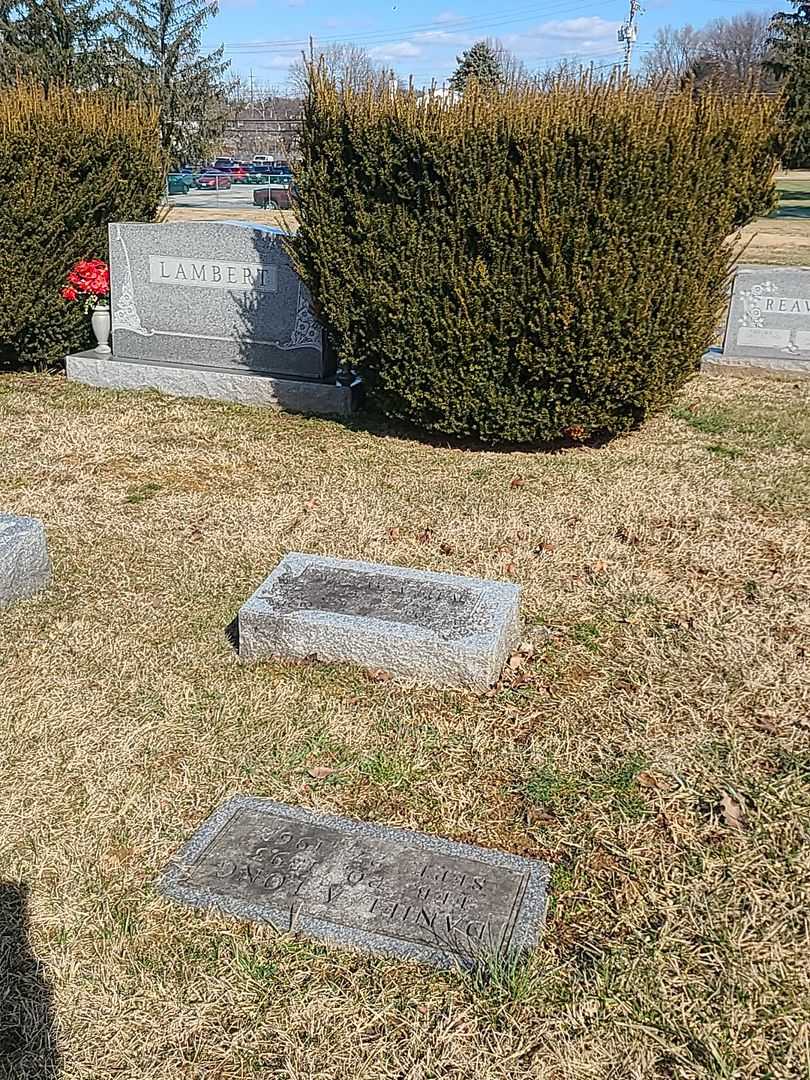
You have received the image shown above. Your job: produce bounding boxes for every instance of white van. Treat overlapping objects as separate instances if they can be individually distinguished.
[252,154,272,164]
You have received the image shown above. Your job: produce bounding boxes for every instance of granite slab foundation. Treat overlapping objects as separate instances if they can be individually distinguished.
[238,553,521,689]
[0,513,50,606]
[158,795,550,969]
[701,347,810,381]
[66,352,363,416]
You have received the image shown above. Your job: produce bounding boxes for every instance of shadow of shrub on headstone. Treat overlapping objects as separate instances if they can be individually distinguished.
[0,882,61,1080]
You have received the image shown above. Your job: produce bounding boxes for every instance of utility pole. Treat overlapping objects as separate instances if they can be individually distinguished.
[617,0,642,79]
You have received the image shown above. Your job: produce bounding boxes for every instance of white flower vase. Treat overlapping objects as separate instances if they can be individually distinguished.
[91,304,112,354]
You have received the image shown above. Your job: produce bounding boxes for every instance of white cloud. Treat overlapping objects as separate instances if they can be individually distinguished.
[433,9,465,25]
[370,40,423,61]
[529,17,619,43]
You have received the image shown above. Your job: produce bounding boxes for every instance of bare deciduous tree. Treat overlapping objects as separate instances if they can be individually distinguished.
[642,12,774,90]
[289,43,387,97]
[642,24,704,84]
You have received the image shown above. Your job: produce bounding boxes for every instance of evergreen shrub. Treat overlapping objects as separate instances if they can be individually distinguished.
[293,77,778,442]
[0,82,165,370]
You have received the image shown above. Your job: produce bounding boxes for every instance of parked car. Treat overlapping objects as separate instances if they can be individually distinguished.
[167,173,191,195]
[252,154,272,164]
[228,164,250,183]
[253,184,295,210]
[213,157,236,170]
[197,171,232,190]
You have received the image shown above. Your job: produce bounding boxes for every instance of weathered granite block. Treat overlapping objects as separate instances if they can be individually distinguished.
[0,514,50,606]
[238,553,521,688]
[158,795,550,969]
[66,352,363,415]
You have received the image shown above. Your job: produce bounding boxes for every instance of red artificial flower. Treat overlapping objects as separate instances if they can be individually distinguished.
[63,258,110,300]
[61,285,78,302]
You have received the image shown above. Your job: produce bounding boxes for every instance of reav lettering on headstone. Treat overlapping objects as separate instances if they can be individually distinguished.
[159,796,550,969]
[724,268,810,361]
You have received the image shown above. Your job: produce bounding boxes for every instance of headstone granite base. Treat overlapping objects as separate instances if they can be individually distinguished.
[238,553,521,688]
[701,346,810,381]
[66,352,363,416]
[0,513,50,606]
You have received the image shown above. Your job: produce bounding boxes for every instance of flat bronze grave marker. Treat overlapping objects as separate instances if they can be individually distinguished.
[159,796,550,969]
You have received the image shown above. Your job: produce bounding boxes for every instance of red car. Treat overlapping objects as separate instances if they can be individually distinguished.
[196,171,232,190]
[228,165,249,182]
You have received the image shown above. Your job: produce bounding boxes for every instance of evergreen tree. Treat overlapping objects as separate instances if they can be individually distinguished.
[766,2,810,167]
[449,40,505,93]
[0,0,116,87]
[116,0,229,166]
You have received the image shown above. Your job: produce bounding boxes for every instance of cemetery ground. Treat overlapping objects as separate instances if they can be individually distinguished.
[1,371,808,1079]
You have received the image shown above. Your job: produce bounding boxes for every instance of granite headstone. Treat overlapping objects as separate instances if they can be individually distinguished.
[159,796,550,969]
[703,266,810,379]
[237,553,521,689]
[108,221,334,380]
[725,267,810,360]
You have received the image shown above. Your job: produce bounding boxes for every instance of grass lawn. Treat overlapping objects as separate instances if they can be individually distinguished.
[738,173,810,265]
[1,371,808,1079]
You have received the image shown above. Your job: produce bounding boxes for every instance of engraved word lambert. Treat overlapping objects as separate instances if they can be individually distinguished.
[148,256,278,292]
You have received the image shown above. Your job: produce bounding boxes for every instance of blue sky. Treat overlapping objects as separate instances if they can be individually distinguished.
[204,0,780,90]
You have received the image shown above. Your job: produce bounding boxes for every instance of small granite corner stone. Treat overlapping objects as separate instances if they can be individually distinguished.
[0,513,51,606]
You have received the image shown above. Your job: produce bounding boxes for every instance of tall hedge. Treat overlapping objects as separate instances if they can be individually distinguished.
[0,82,165,371]
[293,78,778,443]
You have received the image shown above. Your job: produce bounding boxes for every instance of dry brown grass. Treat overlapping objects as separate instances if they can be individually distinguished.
[0,372,808,1079]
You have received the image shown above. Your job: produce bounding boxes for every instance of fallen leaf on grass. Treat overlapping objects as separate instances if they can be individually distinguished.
[636,771,660,789]
[387,527,401,541]
[751,714,780,735]
[508,653,526,670]
[303,498,319,512]
[510,475,526,488]
[564,425,588,441]
[307,766,336,780]
[368,669,392,682]
[417,528,433,544]
[533,541,555,555]
[526,806,556,827]
[614,678,639,693]
[591,559,608,574]
[720,790,747,831]
[439,542,455,555]
[505,562,517,576]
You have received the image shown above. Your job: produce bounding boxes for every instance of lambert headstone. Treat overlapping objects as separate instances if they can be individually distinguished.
[703,267,810,380]
[159,796,550,969]
[0,514,50,606]
[238,553,521,689]
[66,221,361,414]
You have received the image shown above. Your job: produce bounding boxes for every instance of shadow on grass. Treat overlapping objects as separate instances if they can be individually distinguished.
[323,407,621,455]
[0,882,60,1079]
[224,615,240,654]
[776,187,810,202]
[769,205,810,219]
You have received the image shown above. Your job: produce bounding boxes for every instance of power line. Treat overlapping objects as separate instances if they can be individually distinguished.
[222,0,622,53]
